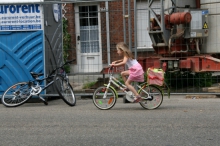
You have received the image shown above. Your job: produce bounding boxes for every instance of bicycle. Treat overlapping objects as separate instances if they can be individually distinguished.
[92,66,163,110]
[1,59,76,107]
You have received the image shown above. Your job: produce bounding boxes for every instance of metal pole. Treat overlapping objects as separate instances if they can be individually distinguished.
[133,0,138,91]
[123,0,126,43]
[128,0,131,50]
[134,0,137,59]
[160,0,165,31]
[105,1,111,64]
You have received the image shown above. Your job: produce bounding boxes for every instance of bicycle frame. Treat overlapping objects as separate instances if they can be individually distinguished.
[1,59,76,107]
[30,59,74,95]
[12,60,73,98]
[28,70,70,97]
[104,67,152,100]
[28,76,54,96]
[92,66,164,110]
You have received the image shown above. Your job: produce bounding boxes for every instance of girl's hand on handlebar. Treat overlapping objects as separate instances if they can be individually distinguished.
[110,64,115,67]
[109,64,114,70]
[112,61,117,64]
[110,61,117,67]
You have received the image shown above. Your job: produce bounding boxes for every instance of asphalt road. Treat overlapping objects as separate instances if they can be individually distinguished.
[0,95,220,146]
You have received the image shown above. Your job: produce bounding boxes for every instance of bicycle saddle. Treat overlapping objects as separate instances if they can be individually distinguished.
[30,72,44,78]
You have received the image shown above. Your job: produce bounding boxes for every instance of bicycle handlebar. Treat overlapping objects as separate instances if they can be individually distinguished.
[108,65,114,74]
[64,59,76,65]
[109,65,114,70]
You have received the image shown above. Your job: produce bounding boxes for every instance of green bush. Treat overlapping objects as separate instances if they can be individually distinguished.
[83,81,96,89]
[194,72,212,87]
[63,18,71,73]
[165,71,212,88]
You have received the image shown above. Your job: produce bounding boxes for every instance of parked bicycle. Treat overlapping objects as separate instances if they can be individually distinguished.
[1,59,76,107]
[93,66,163,110]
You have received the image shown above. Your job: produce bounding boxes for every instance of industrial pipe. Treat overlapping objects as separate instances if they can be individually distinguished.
[169,12,192,25]
[168,29,185,53]
[195,39,200,54]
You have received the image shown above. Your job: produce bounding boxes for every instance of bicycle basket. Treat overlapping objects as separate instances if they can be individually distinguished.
[147,68,164,86]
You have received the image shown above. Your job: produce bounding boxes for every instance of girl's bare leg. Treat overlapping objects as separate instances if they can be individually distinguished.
[125,79,139,97]
[121,70,129,83]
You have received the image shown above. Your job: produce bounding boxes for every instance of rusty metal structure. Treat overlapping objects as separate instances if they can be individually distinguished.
[144,0,220,73]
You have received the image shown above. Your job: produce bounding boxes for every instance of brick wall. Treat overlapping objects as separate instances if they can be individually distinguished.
[64,1,150,65]
[63,4,76,62]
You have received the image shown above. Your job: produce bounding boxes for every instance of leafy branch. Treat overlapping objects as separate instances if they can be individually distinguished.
[63,18,71,73]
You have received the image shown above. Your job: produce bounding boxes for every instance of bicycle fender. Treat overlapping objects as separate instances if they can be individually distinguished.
[140,81,170,98]
[152,84,170,98]
[138,83,167,98]
[104,84,118,98]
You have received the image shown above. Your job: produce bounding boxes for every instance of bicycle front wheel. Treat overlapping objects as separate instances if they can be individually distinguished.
[54,75,76,106]
[138,84,163,110]
[93,86,117,110]
[2,82,32,107]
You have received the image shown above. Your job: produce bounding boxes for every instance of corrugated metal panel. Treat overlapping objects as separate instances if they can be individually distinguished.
[0,3,63,95]
[0,31,44,94]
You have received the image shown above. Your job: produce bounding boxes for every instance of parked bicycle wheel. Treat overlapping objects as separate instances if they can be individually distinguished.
[54,75,76,106]
[138,84,163,109]
[2,82,32,107]
[93,86,117,110]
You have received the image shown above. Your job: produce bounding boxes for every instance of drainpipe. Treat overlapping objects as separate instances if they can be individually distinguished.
[105,1,111,64]
[196,0,200,8]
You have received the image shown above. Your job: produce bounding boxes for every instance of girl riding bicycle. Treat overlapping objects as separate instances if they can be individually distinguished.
[110,42,144,103]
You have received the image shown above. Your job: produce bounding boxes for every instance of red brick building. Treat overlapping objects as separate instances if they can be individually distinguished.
[63,0,158,73]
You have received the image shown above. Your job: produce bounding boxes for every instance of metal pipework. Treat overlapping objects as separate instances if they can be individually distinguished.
[169,12,192,25]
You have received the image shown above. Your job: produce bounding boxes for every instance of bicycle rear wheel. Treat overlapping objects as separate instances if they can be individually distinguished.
[138,84,163,109]
[54,75,76,106]
[2,82,32,107]
[93,86,117,110]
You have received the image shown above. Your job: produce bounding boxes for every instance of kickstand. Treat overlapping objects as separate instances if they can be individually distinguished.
[39,96,48,105]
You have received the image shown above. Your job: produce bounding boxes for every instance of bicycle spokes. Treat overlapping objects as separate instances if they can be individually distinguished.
[139,85,163,110]
[2,82,32,107]
[93,86,117,110]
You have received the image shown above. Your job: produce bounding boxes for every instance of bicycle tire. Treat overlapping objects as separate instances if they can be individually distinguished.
[93,86,117,110]
[138,84,163,110]
[1,82,32,107]
[54,75,76,106]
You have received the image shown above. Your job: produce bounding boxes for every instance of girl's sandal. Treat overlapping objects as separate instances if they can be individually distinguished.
[133,96,142,103]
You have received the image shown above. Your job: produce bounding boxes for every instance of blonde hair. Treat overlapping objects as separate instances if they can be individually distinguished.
[116,42,134,59]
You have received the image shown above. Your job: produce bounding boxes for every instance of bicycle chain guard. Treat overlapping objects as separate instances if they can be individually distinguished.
[125,91,134,102]
[30,86,42,95]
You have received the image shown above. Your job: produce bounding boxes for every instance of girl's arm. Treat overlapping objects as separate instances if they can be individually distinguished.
[112,59,123,64]
[112,56,128,67]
